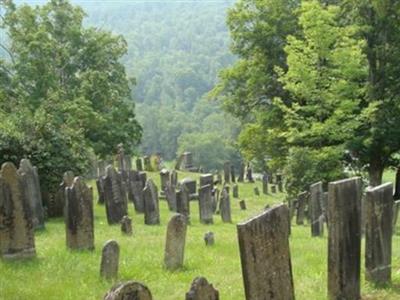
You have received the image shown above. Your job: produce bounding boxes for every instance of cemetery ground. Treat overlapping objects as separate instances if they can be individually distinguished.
[1,170,400,299]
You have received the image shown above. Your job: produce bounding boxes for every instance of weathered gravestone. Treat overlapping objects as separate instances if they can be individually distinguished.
[365,182,393,285]
[230,165,236,183]
[198,184,213,224]
[164,214,187,270]
[52,171,74,217]
[0,162,36,259]
[237,204,294,300]
[246,164,254,183]
[143,156,151,172]
[253,187,260,196]
[165,182,177,212]
[212,188,220,213]
[104,281,152,300]
[176,186,190,223]
[18,159,45,229]
[121,215,133,236]
[296,191,308,225]
[185,277,219,300]
[182,152,194,171]
[159,169,170,196]
[131,180,145,213]
[139,172,147,189]
[100,240,119,280]
[310,182,324,237]
[232,184,239,198]
[204,231,215,246]
[328,177,362,300]
[96,177,106,205]
[136,157,143,172]
[239,200,247,210]
[238,162,245,183]
[65,177,94,250]
[200,174,213,188]
[181,178,197,196]
[223,162,231,184]
[104,166,128,225]
[170,170,178,187]
[262,173,268,195]
[220,188,231,223]
[143,179,160,225]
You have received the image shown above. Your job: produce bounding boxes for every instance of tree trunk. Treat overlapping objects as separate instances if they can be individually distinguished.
[368,158,384,187]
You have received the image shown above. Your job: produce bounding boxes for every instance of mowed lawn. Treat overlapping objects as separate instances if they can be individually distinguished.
[1,170,400,299]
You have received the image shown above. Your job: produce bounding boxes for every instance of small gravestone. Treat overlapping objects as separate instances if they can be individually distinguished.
[365,182,393,284]
[271,185,277,193]
[165,182,177,212]
[100,240,119,280]
[230,165,236,183]
[96,177,105,205]
[310,182,324,237]
[237,204,294,300]
[253,187,260,196]
[143,156,151,171]
[104,166,128,225]
[136,157,143,171]
[104,281,152,300]
[223,162,231,184]
[277,174,283,192]
[121,216,133,236]
[296,191,307,225]
[185,277,219,300]
[220,188,231,223]
[18,159,45,230]
[262,173,268,195]
[143,179,160,225]
[131,180,145,213]
[204,232,215,246]
[238,162,245,182]
[65,177,94,250]
[200,174,213,188]
[198,184,213,224]
[52,171,74,217]
[239,200,246,210]
[232,184,239,198]
[160,169,170,196]
[328,177,361,300]
[176,187,190,223]
[170,170,178,187]
[164,214,187,270]
[0,162,36,259]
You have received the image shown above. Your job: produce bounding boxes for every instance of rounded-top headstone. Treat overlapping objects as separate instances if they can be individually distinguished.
[100,240,120,280]
[104,281,152,300]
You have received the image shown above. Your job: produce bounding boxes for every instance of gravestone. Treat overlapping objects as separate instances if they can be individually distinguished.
[237,204,294,300]
[18,159,45,229]
[104,166,128,225]
[52,171,74,217]
[136,157,143,172]
[232,184,239,198]
[204,232,215,246]
[365,182,393,284]
[96,177,105,205]
[143,179,160,225]
[220,188,231,223]
[238,162,245,183]
[198,184,213,224]
[170,170,178,187]
[200,174,213,188]
[181,178,197,196]
[165,183,177,212]
[310,182,324,237]
[393,200,400,232]
[230,165,236,183]
[121,215,133,236]
[182,152,194,171]
[296,191,307,225]
[271,185,277,194]
[276,174,283,192]
[185,277,219,300]
[164,214,187,270]
[289,199,296,223]
[262,173,268,194]
[143,156,151,172]
[100,240,119,280]
[239,200,247,210]
[138,172,147,189]
[160,169,170,196]
[131,180,145,213]
[212,188,220,213]
[104,281,152,300]
[216,173,222,185]
[65,177,94,250]
[253,187,260,196]
[328,177,362,300]
[176,186,190,223]
[0,162,36,259]
[223,162,231,184]
[246,164,254,183]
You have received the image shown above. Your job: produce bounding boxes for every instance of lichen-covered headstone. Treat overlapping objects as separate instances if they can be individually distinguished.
[104,166,128,225]
[104,281,152,300]
[204,232,215,246]
[365,182,393,284]
[18,159,45,229]
[65,177,94,250]
[143,179,160,225]
[237,204,294,300]
[0,162,36,259]
[198,184,213,224]
[296,191,308,225]
[220,188,231,223]
[164,214,187,270]
[310,182,324,237]
[185,277,219,300]
[121,215,133,236]
[328,177,362,300]
[100,240,119,280]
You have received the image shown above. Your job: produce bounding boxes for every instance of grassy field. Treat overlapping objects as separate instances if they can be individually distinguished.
[1,170,400,299]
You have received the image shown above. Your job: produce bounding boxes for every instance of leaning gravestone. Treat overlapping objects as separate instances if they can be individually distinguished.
[104,281,152,300]
[185,277,219,300]
[18,159,45,229]
[232,184,239,198]
[164,214,187,270]
[51,171,74,217]
[121,215,133,236]
[100,240,120,280]
[223,162,231,184]
[328,177,362,300]
[310,182,324,237]
[237,204,294,300]
[65,177,94,250]
[104,166,128,225]
[296,191,307,225]
[143,179,160,225]
[200,174,213,188]
[220,188,232,223]
[198,184,213,224]
[365,182,393,284]
[0,162,36,259]
[165,182,177,212]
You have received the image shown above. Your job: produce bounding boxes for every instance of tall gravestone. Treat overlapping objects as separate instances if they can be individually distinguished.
[52,171,74,217]
[365,182,393,284]
[100,240,119,280]
[104,281,152,300]
[220,188,231,223]
[296,191,307,225]
[177,186,190,223]
[198,184,213,224]
[143,179,160,225]
[237,204,294,300]
[65,177,94,250]
[164,214,187,270]
[185,277,219,300]
[310,182,324,237]
[165,182,177,212]
[328,177,362,300]
[223,162,231,184]
[238,162,245,182]
[104,166,128,225]
[0,162,36,259]
[18,159,45,229]
[131,180,145,213]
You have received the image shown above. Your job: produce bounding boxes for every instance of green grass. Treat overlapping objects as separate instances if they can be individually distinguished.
[1,170,400,299]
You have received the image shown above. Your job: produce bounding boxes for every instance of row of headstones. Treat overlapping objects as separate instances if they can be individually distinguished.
[237,177,394,300]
